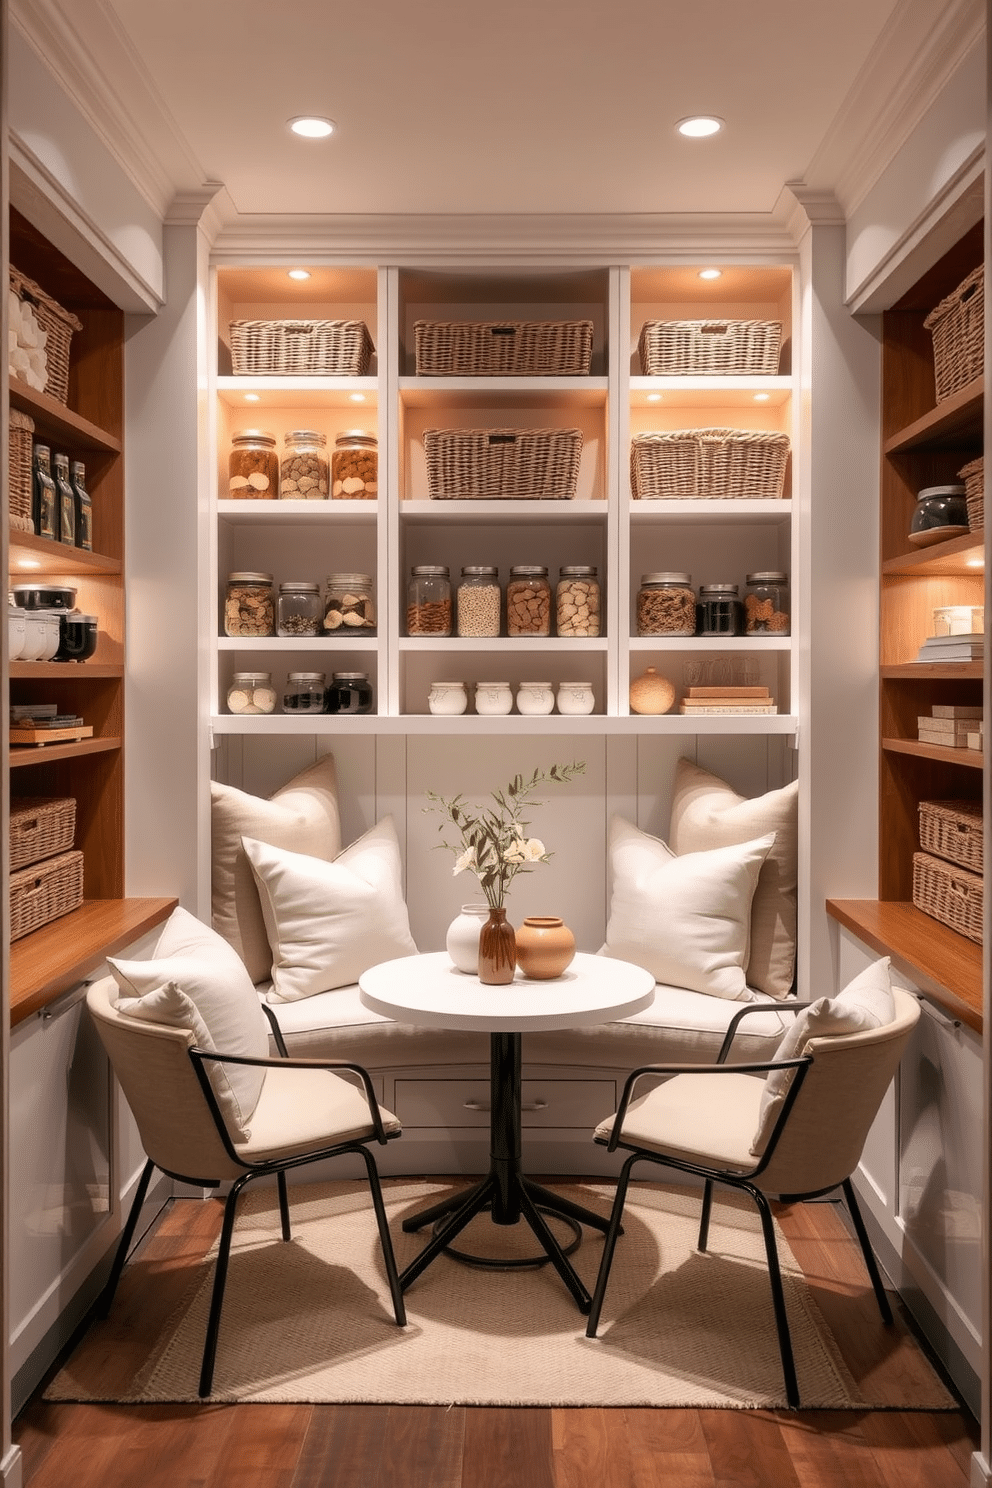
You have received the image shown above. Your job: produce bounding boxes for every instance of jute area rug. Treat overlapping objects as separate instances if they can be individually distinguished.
[47,1179,955,1410]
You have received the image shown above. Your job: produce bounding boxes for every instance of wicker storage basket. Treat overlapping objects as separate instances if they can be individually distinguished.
[959,455,984,530]
[9,797,76,872]
[10,848,84,942]
[924,266,984,402]
[228,319,374,376]
[414,320,593,377]
[638,319,782,376]
[913,850,983,944]
[8,408,34,532]
[918,799,983,875]
[9,266,82,405]
[631,427,790,500]
[424,427,583,501]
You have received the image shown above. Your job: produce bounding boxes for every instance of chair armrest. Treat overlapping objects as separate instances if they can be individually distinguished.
[715,999,816,1064]
[189,1047,393,1146]
[260,1001,289,1058]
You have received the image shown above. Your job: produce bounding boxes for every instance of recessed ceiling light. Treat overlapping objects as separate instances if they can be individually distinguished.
[18,558,41,569]
[349,392,366,402]
[677,116,723,138]
[289,116,335,139]
[698,268,722,280]
[966,557,984,568]
[646,393,662,402]
[244,392,260,402]
[288,268,311,281]
[753,393,770,402]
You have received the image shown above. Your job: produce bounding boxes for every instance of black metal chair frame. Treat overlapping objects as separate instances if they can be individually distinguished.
[98,1006,406,1397]
[585,1002,895,1409]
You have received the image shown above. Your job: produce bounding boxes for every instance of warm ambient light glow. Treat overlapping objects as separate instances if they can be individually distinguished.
[244,393,260,402]
[289,117,335,139]
[677,116,723,138]
[349,392,366,402]
[288,269,311,281]
[753,392,770,402]
[646,393,662,402]
[966,557,985,568]
[698,268,722,280]
[17,559,41,570]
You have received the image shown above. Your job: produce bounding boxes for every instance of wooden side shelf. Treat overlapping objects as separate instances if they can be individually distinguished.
[8,531,122,576]
[8,374,122,454]
[882,736,983,769]
[882,376,982,455]
[881,662,983,680]
[9,736,121,768]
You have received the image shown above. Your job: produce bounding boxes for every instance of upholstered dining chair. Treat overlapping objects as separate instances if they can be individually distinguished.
[86,974,406,1397]
[585,976,921,1407]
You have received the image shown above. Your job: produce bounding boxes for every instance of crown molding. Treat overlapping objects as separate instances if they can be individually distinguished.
[776,186,846,242]
[166,185,236,243]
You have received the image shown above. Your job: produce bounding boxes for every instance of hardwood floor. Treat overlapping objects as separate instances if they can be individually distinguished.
[13,1185,980,1488]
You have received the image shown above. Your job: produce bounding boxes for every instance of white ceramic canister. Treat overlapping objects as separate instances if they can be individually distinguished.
[7,607,25,660]
[556,680,595,716]
[515,681,555,716]
[474,681,513,716]
[38,611,63,660]
[20,611,50,661]
[446,902,490,974]
[428,680,468,716]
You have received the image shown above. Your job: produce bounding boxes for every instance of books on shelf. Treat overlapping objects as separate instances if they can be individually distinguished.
[679,685,778,716]
[915,632,984,663]
[918,706,984,749]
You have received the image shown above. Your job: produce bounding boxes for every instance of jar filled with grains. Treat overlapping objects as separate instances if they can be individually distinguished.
[282,671,327,714]
[227,672,277,716]
[323,573,376,633]
[332,431,378,500]
[556,565,600,637]
[697,583,744,637]
[456,566,501,637]
[224,573,275,636]
[277,581,322,637]
[281,430,328,499]
[744,572,790,634]
[506,566,551,637]
[408,565,452,635]
[228,430,279,499]
[636,573,696,637]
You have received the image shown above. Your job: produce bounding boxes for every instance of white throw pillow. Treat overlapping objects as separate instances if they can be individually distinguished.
[211,754,342,984]
[601,815,774,1001]
[750,957,895,1155]
[669,758,799,1000]
[108,906,270,1136]
[245,816,418,1002]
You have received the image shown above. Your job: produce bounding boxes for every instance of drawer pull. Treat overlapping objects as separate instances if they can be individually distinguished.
[463,1098,549,1113]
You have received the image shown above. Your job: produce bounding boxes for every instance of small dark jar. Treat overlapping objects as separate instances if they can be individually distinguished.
[326,671,374,714]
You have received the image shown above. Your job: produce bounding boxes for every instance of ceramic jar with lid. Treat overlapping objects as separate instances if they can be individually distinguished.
[277,581,322,637]
[280,430,328,499]
[744,572,790,634]
[556,566,600,636]
[408,566,452,635]
[506,566,551,636]
[19,612,50,661]
[515,681,555,716]
[636,573,696,636]
[332,431,378,500]
[474,681,513,716]
[457,567,501,637]
[282,671,327,714]
[908,484,969,544]
[7,607,25,660]
[224,573,275,636]
[697,583,744,637]
[228,430,279,499]
[556,680,595,716]
[323,573,376,632]
[326,671,374,714]
[227,672,277,715]
[31,611,62,661]
[428,680,468,715]
[55,613,98,662]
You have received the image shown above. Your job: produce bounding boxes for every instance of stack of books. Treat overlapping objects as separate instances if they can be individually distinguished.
[916,632,984,663]
[679,686,777,716]
[8,702,92,747]
[917,704,983,749]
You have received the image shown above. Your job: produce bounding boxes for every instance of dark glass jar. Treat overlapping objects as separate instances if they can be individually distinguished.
[53,453,75,546]
[908,484,969,544]
[697,583,744,637]
[326,671,374,714]
[70,460,93,551]
[54,612,98,662]
[32,444,57,540]
[282,671,327,714]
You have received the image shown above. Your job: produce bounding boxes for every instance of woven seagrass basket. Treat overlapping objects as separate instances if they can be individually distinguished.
[631,428,790,500]
[9,267,82,406]
[229,319,374,376]
[10,849,84,942]
[414,320,593,377]
[9,797,76,872]
[918,799,983,875]
[924,266,984,402]
[8,408,34,532]
[913,850,983,944]
[424,427,583,500]
[958,455,984,531]
[638,319,782,376]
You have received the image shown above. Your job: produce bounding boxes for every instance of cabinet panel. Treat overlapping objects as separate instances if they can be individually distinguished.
[395,1078,616,1129]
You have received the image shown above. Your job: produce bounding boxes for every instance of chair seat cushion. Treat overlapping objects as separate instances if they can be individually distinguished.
[235,1064,401,1164]
[595,1070,765,1171]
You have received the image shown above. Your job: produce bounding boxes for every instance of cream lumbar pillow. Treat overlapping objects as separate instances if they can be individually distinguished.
[109,906,271,1139]
[750,957,895,1156]
[244,815,418,1002]
[211,753,342,984]
[669,757,799,1000]
[601,814,774,1001]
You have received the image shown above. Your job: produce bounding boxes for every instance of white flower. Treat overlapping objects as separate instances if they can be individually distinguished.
[452,846,476,876]
[521,837,546,861]
[503,841,526,863]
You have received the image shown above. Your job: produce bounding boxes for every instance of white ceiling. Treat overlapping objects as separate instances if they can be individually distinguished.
[10,0,981,221]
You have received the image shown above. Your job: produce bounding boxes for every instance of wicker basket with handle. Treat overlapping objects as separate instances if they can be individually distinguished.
[912,850,983,944]
[424,427,583,500]
[924,266,984,402]
[9,796,76,872]
[229,319,374,376]
[638,319,782,376]
[9,266,82,405]
[8,408,35,532]
[918,799,983,875]
[9,849,84,941]
[631,427,790,500]
[414,320,593,377]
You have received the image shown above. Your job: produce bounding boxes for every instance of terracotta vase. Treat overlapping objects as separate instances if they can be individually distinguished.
[629,665,675,715]
[478,906,516,985]
[514,916,576,980]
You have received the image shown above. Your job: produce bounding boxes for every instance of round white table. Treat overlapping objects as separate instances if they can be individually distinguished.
[359,949,655,1312]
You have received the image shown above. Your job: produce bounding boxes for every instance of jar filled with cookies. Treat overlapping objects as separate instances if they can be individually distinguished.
[280,430,329,499]
[332,431,378,500]
[228,429,279,499]
[506,565,551,637]
[224,573,275,637]
[556,565,600,637]
[744,572,790,634]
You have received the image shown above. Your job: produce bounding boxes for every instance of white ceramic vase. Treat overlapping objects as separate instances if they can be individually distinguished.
[446,902,490,974]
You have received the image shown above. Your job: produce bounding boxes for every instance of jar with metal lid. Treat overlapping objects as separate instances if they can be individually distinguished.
[332,430,378,500]
[227,672,277,716]
[280,430,328,499]
[457,566,501,637]
[908,483,969,544]
[228,429,279,499]
[282,671,327,714]
[224,572,274,636]
[636,573,696,636]
[327,671,375,714]
[556,566,600,637]
[744,572,790,634]
[408,565,452,635]
[697,583,744,637]
[277,581,322,637]
[506,566,551,637]
[323,573,376,632]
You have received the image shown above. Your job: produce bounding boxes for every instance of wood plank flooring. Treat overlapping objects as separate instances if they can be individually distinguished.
[14,1184,980,1488]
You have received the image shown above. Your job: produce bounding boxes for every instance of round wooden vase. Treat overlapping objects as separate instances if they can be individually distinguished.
[629,665,675,715]
[478,906,516,985]
[514,916,576,980]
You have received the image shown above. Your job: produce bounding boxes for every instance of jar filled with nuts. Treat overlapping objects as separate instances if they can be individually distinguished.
[506,566,551,637]
[456,566,501,637]
[224,573,275,637]
[277,581,322,637]
[281,430,329,499]
[323,573,376,633]
[227,672,277,715]
[636,573,696,637]
[744,572,790,634]
[408,565,452,636]
[332,431,378,500]
[556,565,600,637]
[228,430,279,499]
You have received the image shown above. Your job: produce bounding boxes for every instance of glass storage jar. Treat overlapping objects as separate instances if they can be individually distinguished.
[636,573,696,636]
[226,672,276,715]
[280,430,329,499]
[332,431,378,500]
[277,581,322,637]
[908,483,969,544]
[744,572,790,634]
[326,671,374,714]
[457,566,501,637]
[282,671,327,714]
[224,572,275,636]
[323,573,376,632]
[506,566,551,636]
[697,583,744,637]
[408,565,452,635]
[428,680,468,715]
[556,566,600,637]
[228,429,279,499]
